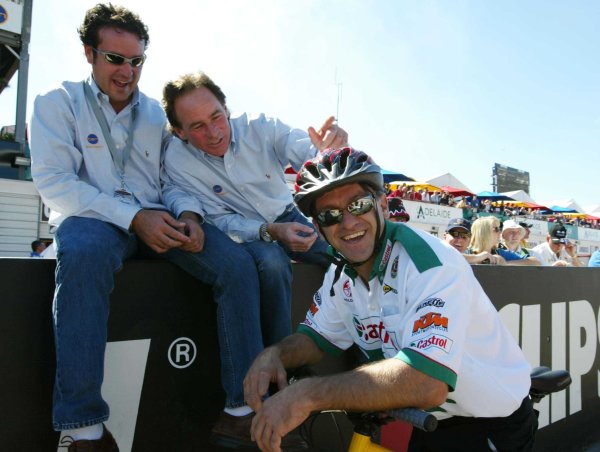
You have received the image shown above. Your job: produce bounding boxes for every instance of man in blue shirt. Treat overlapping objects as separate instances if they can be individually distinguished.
[160,73,347,447]
[29,239,46,258]
[589,249,600,267]
[161,71,348,264]
[30,5,276,450]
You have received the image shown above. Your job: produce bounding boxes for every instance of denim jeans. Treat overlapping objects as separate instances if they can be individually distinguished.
[241,241,293,346]
[51,216,268,430]
[274,204,331,269]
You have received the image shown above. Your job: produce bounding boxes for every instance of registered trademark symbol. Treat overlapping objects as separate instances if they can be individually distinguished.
[168,337,197,369]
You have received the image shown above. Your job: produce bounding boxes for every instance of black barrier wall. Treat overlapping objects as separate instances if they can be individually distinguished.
[0,259,599,451]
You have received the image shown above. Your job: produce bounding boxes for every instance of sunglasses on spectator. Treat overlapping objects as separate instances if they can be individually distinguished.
[316,194,376,227]
[92,48,146,67]
[448,230,471,239]
[493,227,501,232]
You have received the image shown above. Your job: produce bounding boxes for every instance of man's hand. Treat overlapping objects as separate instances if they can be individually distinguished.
[308,116,349,151]
[268,222,317,252]
[250,382,312,452]
[243,347,288,413]
[130,209,190,253]
[178,212,205,253]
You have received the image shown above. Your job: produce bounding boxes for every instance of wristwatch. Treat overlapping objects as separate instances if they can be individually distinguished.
[259,223,273,243]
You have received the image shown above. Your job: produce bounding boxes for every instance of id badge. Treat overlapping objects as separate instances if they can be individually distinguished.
[114,187,136,205]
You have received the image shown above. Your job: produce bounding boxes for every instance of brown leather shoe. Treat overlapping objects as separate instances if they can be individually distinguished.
[210,412,257,450]
[210,411,309,451]
[66,424,119,451]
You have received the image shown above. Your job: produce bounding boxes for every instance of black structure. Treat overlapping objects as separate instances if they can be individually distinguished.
[492,163,530,194]
[0,259,599,451]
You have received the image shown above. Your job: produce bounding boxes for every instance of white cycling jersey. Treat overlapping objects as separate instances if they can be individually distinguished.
[298,221,530,420]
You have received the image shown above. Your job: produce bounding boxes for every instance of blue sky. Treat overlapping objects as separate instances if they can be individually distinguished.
[2,0,599,210]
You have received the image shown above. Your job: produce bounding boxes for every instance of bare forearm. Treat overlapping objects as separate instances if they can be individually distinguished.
[273,333,325,369]
[295,358,447,413]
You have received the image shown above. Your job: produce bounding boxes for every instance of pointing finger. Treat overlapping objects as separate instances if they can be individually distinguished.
[318,116,336,135]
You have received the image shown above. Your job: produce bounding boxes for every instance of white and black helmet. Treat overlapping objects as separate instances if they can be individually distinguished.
[294,147,384,216]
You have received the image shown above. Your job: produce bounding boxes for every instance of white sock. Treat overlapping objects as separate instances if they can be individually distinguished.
[224,405,254,417]
[63,423,104,441]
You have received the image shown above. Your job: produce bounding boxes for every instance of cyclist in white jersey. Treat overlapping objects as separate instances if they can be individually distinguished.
[244,147,536,452]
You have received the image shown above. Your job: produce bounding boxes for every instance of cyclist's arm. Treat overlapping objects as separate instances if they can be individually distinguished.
[244,333,324,411]
[250,358,447,452]
[296,357,447,413]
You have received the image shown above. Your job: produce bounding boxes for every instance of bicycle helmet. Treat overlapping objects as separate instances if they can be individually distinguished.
[294,147,384,216]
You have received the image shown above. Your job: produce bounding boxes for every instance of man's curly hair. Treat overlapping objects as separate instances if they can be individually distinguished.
[78,3,149,49]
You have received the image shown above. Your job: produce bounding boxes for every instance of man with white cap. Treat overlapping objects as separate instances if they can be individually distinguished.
[497,220,540,266]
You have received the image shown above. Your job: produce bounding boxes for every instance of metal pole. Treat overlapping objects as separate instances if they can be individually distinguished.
[15,0,33,179]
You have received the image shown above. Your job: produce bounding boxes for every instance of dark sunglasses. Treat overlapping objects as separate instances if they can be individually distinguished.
[92,48,146,67]
[316,194,376,227]
[448,230,470,239]
[493,227,501,233]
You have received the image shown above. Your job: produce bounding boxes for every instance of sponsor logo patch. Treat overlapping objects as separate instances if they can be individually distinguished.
[383,283,397,295]
[302,318,314,327]
[343,280,352,298]
[309,302,319,315]
[212,184,224,195]
[412,312,448,335]
[416,297,446,312]
[378,241,393,272]
[352,315,398,349]
[410,333,453,353]
[391,257,399,278]
[313,292,322,306]
[87,133,99,145]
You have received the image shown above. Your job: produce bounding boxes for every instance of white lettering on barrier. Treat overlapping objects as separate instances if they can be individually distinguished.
[499,300,600,428]
[522,305,550,427]
[56,339,151,452]
[569,300,597,415]
[551,302,567,423]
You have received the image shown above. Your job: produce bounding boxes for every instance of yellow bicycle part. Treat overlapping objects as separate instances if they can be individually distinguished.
[348,431,392,452]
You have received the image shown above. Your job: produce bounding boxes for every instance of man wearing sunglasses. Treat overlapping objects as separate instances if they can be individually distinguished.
[443,218,505,265]
[30,5,272,451]
[443,218,472,253]
[244,148,535,452]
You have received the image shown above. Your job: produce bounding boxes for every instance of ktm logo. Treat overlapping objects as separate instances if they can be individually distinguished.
[412,312,448,334]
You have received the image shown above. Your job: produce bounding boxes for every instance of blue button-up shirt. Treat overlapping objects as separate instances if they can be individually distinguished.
[163,113,317,242]
[30,77,171,230]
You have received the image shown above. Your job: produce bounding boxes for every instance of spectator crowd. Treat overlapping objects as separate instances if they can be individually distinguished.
[384,183,600,230]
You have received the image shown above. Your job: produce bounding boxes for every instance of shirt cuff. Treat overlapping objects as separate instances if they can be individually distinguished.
[297,324,345,357]
[395,348,457,391]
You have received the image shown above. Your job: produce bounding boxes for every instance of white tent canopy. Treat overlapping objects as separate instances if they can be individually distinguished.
[500,190,536,203]
[583,204,600,215]
[425,173,473,193]
[542,199,586,213]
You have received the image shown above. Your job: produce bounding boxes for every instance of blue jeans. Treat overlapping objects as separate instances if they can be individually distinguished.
[51,216,269,430]
[241,241,293,346]
[274,204,330,269]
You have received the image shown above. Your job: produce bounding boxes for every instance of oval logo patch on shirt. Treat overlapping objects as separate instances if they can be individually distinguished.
[213,185,224,195]
[87,134,99,145]
[0,6,8,25]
